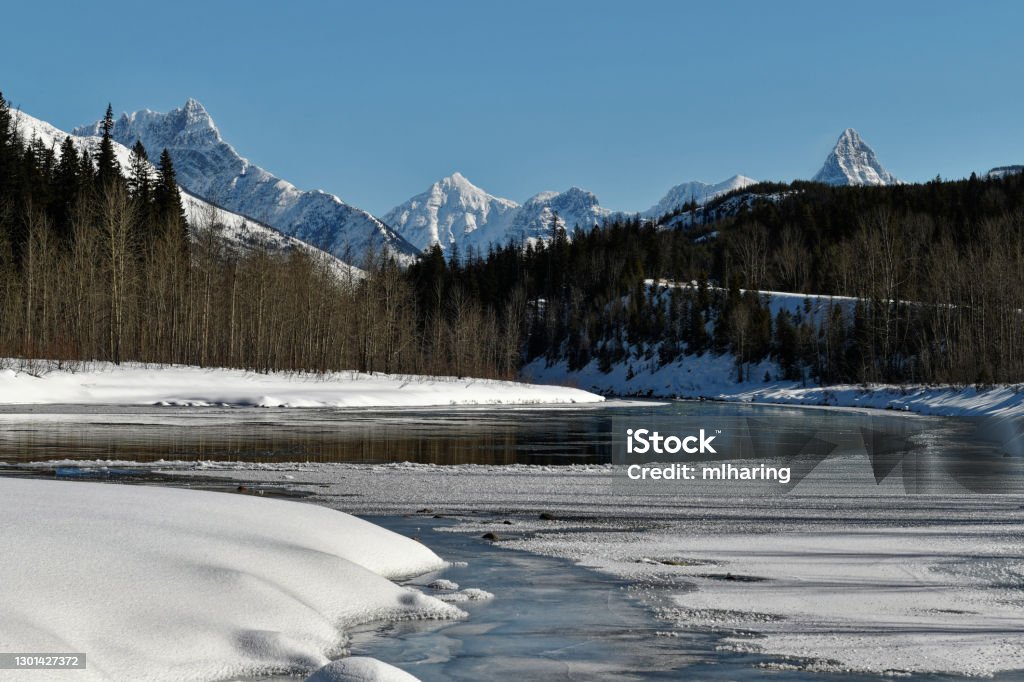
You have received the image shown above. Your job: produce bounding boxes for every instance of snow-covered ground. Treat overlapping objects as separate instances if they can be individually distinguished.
[145,458,1024,678]
[0,361,603,408]
[0,477,464,681]
[527,355,1024,418]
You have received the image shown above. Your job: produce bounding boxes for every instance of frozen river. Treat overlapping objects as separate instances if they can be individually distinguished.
[2,400,1023,679]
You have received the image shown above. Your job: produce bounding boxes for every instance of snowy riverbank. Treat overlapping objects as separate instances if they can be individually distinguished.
[0,361,603,408]
[525,356,1024,417]
[0,477,461,681]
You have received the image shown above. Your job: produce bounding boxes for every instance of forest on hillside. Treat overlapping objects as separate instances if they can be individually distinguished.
[2,93,1023,387]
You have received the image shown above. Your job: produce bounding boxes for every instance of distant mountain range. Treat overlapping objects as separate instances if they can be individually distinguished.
[46,98,1012,259]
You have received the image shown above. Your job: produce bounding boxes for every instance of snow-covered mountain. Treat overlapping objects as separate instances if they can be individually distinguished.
[385,174,614,253]
[73,99,418,264]
[986,165,1023,179]
[812,128,898,186]
[382,172,518,252]
[643,174,757,218]
[12,109,359,278]
[507,187,613,241]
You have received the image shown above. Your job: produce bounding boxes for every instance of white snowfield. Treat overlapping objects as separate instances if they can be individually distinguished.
[0,477,458,682]
[0,362,604,408]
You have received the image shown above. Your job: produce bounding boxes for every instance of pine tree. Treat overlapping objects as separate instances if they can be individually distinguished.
[53,137,81,243]
[154,148,188,247]
[128,140,151,202]
[95,104,121,190]
[0,92,14,196]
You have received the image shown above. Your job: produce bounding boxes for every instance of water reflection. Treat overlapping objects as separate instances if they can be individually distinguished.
[0,403,1021,495]
[0,404,615,465]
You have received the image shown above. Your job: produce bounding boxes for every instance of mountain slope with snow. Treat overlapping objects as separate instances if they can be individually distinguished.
[74,99,418,264]
[12,109,357,276]
[812,128,897,186]
[643,174,757,218]
[383,172,518,252]
[385,174,615,254]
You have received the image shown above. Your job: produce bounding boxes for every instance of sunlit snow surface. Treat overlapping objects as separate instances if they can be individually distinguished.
[0,362,602,408]
[0,478,462,682]
[156,455,1024,678]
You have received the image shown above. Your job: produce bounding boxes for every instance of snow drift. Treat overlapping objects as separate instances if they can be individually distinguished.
[0,477,456,681]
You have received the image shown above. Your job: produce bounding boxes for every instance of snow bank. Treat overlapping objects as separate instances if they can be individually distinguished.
[0,478,460,681]
[0,361,603,408]
[526,356,1024,417]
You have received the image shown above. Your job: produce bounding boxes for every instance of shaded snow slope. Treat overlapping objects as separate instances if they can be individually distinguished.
[812,128,897,186]
[74,99,418,264]
[0,361,604,407]
[0,477,457,681]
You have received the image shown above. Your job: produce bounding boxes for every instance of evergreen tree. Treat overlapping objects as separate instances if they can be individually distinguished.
[95,104,121,190]
[127,140,151,202]
[154,148,188,246]
[53,136,81,243]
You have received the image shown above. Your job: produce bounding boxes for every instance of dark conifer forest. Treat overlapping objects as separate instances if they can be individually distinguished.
[2,93,1023,387]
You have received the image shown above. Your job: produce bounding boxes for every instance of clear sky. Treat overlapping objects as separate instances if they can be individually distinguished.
[3,0,1022,215]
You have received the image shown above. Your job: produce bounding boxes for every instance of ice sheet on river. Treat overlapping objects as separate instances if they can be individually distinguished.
[158,458,1024,677]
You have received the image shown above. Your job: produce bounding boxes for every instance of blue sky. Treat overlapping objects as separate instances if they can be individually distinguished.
[4,0,1022,214]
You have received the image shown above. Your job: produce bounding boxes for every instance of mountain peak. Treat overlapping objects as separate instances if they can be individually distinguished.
[183,97,207,114]
[813,128,897,186]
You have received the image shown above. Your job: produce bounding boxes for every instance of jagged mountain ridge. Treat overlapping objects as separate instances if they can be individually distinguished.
[12,109,360,277]
[812,128,898,186]
[74,99,418,264]
[384,173,614,253]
